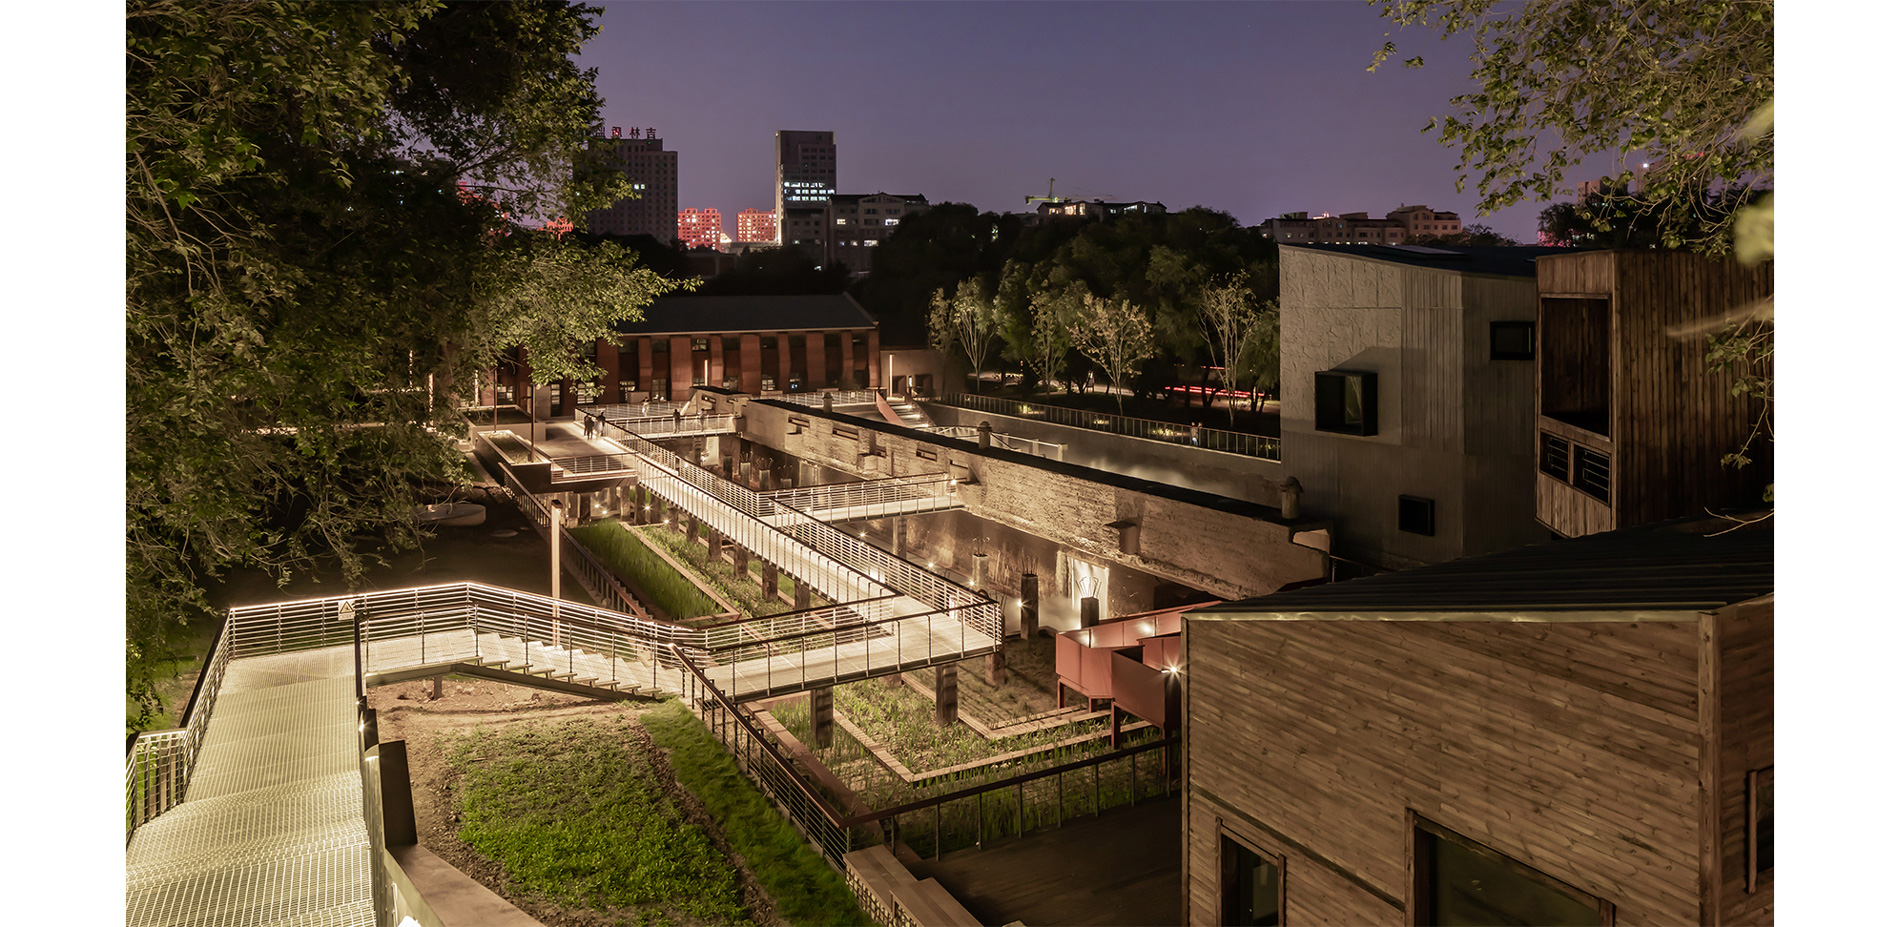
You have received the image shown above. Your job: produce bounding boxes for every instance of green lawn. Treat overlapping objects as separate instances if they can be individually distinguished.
[440,713,753,926]
[642,700,874,927]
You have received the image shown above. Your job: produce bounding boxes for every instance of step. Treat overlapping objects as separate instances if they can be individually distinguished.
[550,672,577,681]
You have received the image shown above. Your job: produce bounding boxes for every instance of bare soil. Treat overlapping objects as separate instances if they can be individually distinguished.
[370,678,786,927]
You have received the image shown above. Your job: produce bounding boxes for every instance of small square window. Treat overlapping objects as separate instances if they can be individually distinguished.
[1220,833,1283,926]
[691,338,710,352]
[1314,370,1377,436]
[1491,321,1535,360]
[1398,495,1435,536]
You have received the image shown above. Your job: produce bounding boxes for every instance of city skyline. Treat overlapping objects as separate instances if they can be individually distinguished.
[576,1,1619,242]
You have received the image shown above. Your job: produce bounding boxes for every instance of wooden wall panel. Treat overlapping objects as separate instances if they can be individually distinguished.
[1535,470,1614,538]
[1184,616,1704,925]
[1186,792,1402,926]
[1710,597,1774,924]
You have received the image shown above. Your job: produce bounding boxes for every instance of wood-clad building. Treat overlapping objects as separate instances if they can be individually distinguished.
[1535,251,1773,538]
[488,294,880,418]
[1278,244,1569,572]
[1179,515,1773,925]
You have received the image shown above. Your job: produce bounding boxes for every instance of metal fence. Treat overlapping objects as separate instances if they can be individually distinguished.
[762,473,960,522]
[775,390,884,409]
[942,393,1280,460]
[125,619,233,844]
[481,439,650,617]
[844,735,1181,860]
[920,425,1066,460]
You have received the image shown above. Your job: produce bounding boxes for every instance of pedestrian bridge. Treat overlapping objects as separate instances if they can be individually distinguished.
[128,401,1003,925]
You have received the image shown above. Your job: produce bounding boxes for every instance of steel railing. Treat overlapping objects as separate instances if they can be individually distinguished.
[942,392,1281,460]
[843,735,1180,860]
[584,410,1000,645]
[920,425,1066,459]
[775,390,884,409]
[125,616,232,844]
[762,473,960,522]
[481,442,650,617]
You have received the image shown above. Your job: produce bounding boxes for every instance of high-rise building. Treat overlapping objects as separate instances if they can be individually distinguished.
[823,193,929,274]
[775,130,836,251]
[736,208,778,243]
[582,126,678,241]
[678,208,723,250]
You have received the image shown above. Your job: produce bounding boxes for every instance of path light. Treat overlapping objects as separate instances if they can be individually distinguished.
[1165,665,1180,675]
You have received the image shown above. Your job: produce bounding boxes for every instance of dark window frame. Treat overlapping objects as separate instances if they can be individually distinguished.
[1491,320,1536,360]
[1748,766,1773,892]
[1218,827,1285,926]
[1408,812,1613,926]
[1398,495,1436,536]
[1314,369,1378,436]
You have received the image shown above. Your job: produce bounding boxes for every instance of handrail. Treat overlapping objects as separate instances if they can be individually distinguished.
[840,734,1179,827]
[942,392,1281,460]
[126,615,234,843]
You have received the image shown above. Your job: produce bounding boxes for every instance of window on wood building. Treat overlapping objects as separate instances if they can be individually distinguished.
[1539,298,1611,435]
[1491,321,1535,360]
[1412,815,1609,926]
[1219,834,1283,926]
[1398,495,1436,536]
[1315,370,1377,436]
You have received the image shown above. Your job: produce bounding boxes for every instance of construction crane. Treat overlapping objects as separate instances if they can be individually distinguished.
[1025,178,1116,206]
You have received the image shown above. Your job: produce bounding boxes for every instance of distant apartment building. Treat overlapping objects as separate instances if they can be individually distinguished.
[776,130,836,252]
[823,192,929,274]
[1268,206,1461,245]
[582,127,678,241]
[736,208,778,243]
[677,208,723,250]
[1031,199,1166,224]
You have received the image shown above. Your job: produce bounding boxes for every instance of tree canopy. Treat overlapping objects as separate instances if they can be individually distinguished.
[125,0,679,729]
[1370,0,1773,254]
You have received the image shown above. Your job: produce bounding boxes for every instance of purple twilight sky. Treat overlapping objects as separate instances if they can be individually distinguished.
[575,0,1617,242]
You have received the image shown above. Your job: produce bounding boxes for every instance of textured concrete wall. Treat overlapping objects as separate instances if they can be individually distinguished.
[722,395,1329,603]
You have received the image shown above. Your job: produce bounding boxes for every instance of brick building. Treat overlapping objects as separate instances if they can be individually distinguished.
[677,208,723,250]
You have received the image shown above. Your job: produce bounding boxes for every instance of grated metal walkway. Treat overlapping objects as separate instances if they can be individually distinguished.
[126,651,373,927]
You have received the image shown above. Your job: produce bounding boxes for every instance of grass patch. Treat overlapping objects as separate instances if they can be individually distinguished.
[440,714,751,926]
[640,524,812,620]
[570,522,721,621]
[643,700,874,927]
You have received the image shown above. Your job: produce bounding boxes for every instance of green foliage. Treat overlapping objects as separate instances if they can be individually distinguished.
[637,523,802,620]
[928,278,1002,390]
[1194,274,1260,425]
[569,522,721,621]
[1066,294,1158,415]
[642,701,875,927]
[1370,0,1773,255]
[440,715,751,924]
[125,0,677,728]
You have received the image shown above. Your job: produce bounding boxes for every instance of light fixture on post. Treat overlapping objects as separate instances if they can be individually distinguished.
[549,498,564,649]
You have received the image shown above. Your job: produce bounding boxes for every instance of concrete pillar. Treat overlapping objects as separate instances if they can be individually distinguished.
[707,527,722,563]
[794,581,811,611]
[891,517,907,558]
[986,648,1005,687]
[811,687,834,749]
[1020,573,1040,639]
[934,664,958,728]
[971,552,989,592]
[1279,476,1305,519]
[686,515,699,544]
[761,560,779,601]
[976,421,992,449]
[823,392,834,412]
[1080,596,1100,629]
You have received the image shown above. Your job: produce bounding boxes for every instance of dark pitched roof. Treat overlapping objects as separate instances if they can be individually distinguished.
[1194,514,1772,615]
[614,294,875,336]
[1282,243,1571,278]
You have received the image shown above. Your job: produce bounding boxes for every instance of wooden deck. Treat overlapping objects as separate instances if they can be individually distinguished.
[910,797,1182,927]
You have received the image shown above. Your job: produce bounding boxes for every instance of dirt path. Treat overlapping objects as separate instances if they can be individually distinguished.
[371,679,785,927]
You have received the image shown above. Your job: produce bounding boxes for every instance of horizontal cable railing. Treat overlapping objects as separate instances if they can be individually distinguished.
[920,425,1065,459]
[698,601,994,701]
[762,473,958,521]
[942,392,1280,460]
[584,401,698,422]
[478,440,648,617]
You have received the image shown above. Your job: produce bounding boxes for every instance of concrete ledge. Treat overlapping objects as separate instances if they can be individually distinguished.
[388,843,543,927]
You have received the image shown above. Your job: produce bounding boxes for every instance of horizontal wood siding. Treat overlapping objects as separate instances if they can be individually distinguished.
[1612,253,1773,528]
[1183,616,1703,925]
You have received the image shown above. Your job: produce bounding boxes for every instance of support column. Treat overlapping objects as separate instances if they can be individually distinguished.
[794,581,811,611]
[934,664,958,728]
[761,560,779,601]
[891,516,907,558]
[1080,596,1100,629]
[811,687,834,749]
[732,544,750,579]
[707,526,722,563]
[686,514,699,544]
[1020,573,1040,639]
